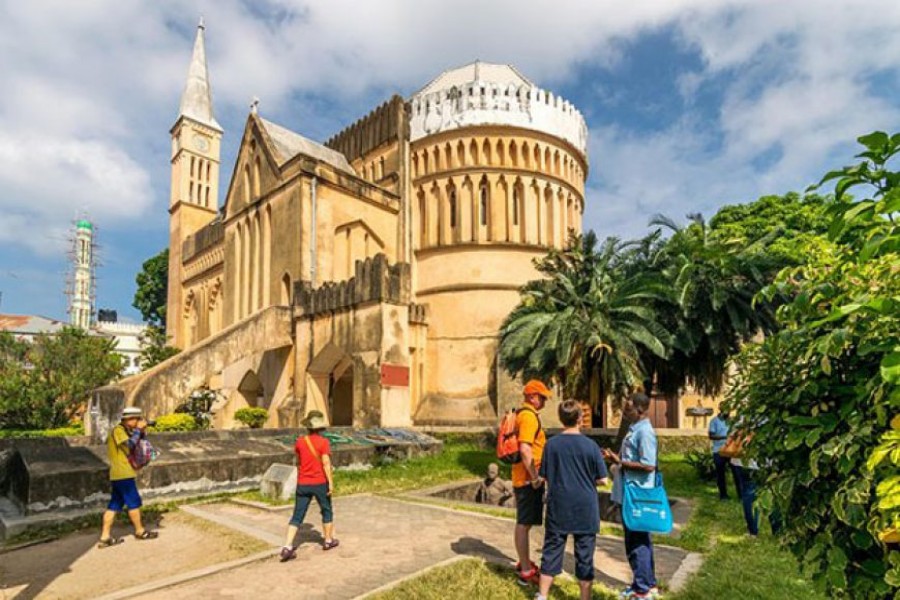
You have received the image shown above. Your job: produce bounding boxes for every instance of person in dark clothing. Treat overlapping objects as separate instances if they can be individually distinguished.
[535,400,609,600]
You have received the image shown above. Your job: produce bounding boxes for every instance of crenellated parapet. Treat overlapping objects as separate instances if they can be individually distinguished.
[408,76,587,159]
[294,254,412,317]
[324,95,408,163]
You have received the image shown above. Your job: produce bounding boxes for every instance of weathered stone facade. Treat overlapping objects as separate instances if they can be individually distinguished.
[119,25,591,429]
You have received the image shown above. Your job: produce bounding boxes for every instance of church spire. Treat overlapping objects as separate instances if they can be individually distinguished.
[177,17,222,131]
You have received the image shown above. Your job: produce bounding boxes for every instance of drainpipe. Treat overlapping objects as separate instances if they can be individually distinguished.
[310,176,318,286]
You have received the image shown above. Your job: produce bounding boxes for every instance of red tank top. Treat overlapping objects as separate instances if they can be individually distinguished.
[295,433,330,485]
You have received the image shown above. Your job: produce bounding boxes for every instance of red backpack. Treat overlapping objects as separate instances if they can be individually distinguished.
[496,408,541,464]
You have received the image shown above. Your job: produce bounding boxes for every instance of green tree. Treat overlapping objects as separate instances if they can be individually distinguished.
[648,212,779,396]
[133,248,168,328]
[727,132,900,598]
[133,248,179,370]
[0,327,123,429]
[138,325,179,370]
[499,232,671,407]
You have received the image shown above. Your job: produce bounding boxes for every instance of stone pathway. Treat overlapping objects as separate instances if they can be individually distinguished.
[130,495,693,599]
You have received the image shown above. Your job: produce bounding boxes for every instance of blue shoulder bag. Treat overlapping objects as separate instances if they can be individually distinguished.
[622,468,673,534]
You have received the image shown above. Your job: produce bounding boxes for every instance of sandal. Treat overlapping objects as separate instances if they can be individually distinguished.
[134,530,159,540]
[322,539,340,551]
[97,537,124,549]
[279,546,297,562]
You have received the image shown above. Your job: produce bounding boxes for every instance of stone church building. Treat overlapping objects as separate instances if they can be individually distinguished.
[122,21,589,429]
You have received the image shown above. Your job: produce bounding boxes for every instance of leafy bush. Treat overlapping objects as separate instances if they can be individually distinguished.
[174,388,217,430]
[727,132,900,598]
[234,407,268,429]
[149,413,198,432]
[0,424,85,439]
[685,448,716,481]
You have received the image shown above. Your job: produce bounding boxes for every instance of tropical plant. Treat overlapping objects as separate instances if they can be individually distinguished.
[648,212,779,396]
[499,231,671,406]
[150,413,198,432]
[235,407,268,429]
[138,325,179,370]
[726,131,900,598]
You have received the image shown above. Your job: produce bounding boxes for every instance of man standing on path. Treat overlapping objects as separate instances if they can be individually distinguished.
[604,393,659,599]
[513,379,551,585]
[709,409,741,500]
[98,407,158,548]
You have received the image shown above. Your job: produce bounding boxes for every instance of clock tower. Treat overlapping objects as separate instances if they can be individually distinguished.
[167,18,223,348]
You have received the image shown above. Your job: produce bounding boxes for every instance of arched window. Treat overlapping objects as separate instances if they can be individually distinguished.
[449,188,457,230]
[242,165,251,205]
[253,157,261,198]
[378,156,385,179]
[512,185,520,226]
[479,182,488,227]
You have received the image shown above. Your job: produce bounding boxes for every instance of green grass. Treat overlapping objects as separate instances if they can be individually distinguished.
[370,557,618,600]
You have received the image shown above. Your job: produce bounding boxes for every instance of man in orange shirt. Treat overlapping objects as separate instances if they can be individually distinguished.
[513,379,551,585]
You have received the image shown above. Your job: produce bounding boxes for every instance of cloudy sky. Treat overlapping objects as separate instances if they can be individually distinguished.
[1,0,898,321]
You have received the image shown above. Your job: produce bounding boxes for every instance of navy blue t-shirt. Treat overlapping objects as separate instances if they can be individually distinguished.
[539,433,609,534]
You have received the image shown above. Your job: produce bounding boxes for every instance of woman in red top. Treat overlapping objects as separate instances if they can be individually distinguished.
[280,410,338,561]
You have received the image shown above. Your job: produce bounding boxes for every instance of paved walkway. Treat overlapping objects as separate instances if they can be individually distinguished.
[133,495,692,599]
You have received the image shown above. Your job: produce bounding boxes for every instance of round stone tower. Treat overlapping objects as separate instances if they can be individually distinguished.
[408,61,588,425]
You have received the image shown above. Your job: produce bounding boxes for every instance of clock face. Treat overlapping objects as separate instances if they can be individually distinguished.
[193,135,210,152]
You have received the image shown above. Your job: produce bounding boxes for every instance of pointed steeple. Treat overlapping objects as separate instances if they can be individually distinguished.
[177,18,222,131]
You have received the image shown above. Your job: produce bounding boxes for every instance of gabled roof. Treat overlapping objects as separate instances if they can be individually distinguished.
[258,117,355,174]
[413,61,534,98]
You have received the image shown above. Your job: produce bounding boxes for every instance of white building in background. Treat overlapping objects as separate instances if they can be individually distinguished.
[0,314,147,376]
[93,320,146,375]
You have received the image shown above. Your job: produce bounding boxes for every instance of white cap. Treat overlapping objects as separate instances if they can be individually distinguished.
[121,407,143,419]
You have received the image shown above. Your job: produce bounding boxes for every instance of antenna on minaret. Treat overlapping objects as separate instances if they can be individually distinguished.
[66,217,97,330]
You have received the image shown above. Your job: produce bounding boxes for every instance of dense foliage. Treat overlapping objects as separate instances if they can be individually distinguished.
[499,231,671,401]
[149,413,199,432]
[0,328,123,429]
[133,248,169,328]
[235,407,268,429]
[726,132,900,597]
[138,325,179,370]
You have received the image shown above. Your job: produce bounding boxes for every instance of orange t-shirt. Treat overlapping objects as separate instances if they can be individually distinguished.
[511,404,546,488]
[295,433,331,486]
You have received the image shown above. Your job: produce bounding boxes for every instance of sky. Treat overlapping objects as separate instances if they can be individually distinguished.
[1,0,898,322]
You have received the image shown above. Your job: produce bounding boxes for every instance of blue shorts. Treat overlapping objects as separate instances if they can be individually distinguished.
[108,478,142,511]
[289,484,333,526]
[541,530,596,581]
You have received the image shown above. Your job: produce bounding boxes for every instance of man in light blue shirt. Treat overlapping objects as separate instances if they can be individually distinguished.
[603,393,659,599]
[709,410,741,500]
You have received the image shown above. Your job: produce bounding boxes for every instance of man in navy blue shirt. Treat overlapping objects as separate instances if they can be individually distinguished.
[535,400,609,600]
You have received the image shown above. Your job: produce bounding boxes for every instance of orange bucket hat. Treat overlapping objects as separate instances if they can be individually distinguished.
[523,379,552,398]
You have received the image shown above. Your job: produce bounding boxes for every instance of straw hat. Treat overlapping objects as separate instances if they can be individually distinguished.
[121,407,143,420]
[301,410,328,430]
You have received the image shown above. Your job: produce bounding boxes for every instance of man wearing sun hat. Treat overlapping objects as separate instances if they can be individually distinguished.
[513,379,552,585]
[97,406,158,548]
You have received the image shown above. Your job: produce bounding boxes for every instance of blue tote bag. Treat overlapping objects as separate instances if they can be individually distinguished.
[622,470,673,534]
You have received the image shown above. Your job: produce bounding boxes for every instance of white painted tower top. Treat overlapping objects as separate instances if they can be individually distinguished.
[408,61,588,159]
[177,18,222,132]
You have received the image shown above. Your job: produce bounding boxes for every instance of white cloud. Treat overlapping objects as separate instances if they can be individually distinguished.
[0,0,899,258]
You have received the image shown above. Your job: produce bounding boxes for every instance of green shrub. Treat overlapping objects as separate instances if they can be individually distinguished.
[234,407,268,429]
[149,413,198,432]
[685,448,716,481]
[0,423,85,439]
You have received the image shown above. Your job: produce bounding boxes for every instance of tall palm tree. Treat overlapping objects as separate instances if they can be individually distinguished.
[649,213,778,396]
[499,232,672,417]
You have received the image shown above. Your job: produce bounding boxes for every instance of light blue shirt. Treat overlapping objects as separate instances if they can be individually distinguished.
[709,415,729,454]
[611,418,658,505]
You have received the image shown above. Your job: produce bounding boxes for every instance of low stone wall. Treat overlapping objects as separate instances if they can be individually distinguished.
[0,428,441,535]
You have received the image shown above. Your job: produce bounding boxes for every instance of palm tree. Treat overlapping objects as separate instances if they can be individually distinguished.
[649,213,778,396]
[499,232,672,421]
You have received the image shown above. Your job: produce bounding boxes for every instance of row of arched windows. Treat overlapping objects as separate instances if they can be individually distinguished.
[233,205,272,320]
[241,155,263,205]
[411,137,584,186]
[416,174,581,249]
[362,156,386,183]
[189,155,214,208]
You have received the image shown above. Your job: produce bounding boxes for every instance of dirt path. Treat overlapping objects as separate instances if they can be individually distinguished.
[0,511,268,600]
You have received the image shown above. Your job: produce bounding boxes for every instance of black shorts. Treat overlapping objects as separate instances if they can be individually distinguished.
[515,484,545,526]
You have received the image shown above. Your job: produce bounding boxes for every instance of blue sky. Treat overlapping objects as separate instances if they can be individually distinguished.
[1,1,899,322]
